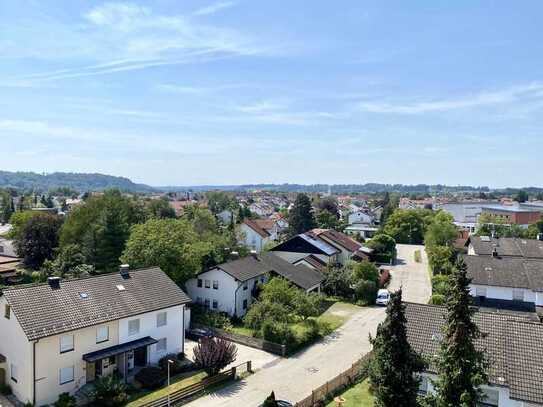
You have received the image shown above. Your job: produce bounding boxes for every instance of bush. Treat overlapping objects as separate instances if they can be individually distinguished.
[261,320,296,345]
[192,305,232,330]
[430,294,446,305]
[322,266,353,298]
[135,367,166,390]
[0,384,12,395]
[54,392,77,407]
[158,354,195,375]
[354,279,378,304]
[193,337,238,376]
[90,374,129,407]
[432,274,451,296]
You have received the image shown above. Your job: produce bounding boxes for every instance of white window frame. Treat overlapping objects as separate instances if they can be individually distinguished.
[59,366,74,385]
[212,280,219,290]
[96,326,109,343]
[157,311,168,327]
[60,334,74,353]
[205,279,211,288]
[128,319,140,336]
[156,338,167,352]
[10,363,17,383]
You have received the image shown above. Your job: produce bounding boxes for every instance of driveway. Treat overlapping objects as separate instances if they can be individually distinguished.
[185,244,431,407]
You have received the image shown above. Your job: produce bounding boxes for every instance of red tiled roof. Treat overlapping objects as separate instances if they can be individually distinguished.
[243,219,271,238]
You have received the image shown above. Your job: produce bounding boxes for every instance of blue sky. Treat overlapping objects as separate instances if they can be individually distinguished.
[1,1,542,187]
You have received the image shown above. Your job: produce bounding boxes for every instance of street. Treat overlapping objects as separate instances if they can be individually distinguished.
[185,244,431,407]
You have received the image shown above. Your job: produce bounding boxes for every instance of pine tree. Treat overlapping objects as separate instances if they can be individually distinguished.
[368,288,425,407]
[431,258,488,407]
[287,193,316,236]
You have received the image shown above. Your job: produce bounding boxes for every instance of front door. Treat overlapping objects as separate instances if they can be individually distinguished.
[86,362,96,382]
[134,346,147,367]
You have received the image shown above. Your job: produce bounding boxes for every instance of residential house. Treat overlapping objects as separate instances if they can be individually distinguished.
[185,253,324,317]
[271,228,373,266]
[347,210,374,225]
[217,209,235,225]
[405,302,543,406]
[239,219,278,252]
[463,255,543,312]
[467,236,543,259]
[0,266,190,406]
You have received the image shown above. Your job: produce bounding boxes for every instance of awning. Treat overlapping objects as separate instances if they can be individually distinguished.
[82,336,158,362]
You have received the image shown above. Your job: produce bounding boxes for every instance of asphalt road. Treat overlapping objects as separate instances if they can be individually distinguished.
[186,244,431,407]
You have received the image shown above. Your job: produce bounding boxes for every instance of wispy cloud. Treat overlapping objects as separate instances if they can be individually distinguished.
[357,82,543,114]
[155,82,245,95]
[193,1,237,16]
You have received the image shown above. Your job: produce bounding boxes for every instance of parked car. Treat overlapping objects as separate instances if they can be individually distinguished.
[186,327,214,341]
[375,289,390,306]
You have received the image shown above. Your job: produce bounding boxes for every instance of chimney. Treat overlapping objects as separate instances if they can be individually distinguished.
[492,247,499,258]
[119,264,130,279]
[230,251,240,260]
[250,250,259,260]
[47,276,61,289]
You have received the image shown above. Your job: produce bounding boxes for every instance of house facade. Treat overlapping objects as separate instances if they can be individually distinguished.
[0,266,190,406]
[405,302,543,407]
[238,219,279,252]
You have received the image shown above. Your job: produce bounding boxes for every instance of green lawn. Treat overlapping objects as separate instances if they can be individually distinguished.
[126,371,207,407]
[325,380,374,407]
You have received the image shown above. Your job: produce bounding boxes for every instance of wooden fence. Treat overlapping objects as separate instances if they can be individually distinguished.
[294,352,372,407]
[191,323,287,356]
[139,361,252,407]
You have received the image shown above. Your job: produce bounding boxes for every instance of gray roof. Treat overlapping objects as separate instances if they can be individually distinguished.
[469,236,543,259]
[260,252,324,291]
[217,256,273,282]
[404,302,543,404]
[464,255,543,292]
[1,267,191,341]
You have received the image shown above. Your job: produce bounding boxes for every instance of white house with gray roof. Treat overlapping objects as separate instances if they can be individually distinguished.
[0,265,191,406]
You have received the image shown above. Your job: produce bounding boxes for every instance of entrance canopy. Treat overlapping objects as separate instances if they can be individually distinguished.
[82,336,157,363]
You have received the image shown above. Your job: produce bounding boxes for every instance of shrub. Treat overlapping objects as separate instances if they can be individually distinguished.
[243,300,291,330]
[135,367,166,390]
[263,391,279,407]
[432,274,451,296]
[159,354,195,375]
[322,266,353,298]
[90,374,129,407]
[354,279,378,304]
[54,392,77,407]
[193,337,238,376]
[261,320,296,345]
[430,294,446,305]
[192,305,232,330]
[0,384,12,395]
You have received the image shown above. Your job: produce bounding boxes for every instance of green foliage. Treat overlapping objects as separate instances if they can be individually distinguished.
[526,220,543,239]
[514,190,529,203]
[431,274,452,297]
[428,259,488,407]
[59,190,144,272]
[53,392,77,407]
[352,261,380,303]
[322,266,354,298]
[379,192,399,225]
[366,234,396,263]
[261,320,296,344]
[44,243,91,277]
[263,391,279,407]
[288,193,316,236]
[90,374,129,407]
[368,289,426,407]
[15,213,63,270]
[134,367,166,390]
[0,190,14,224]
[316,196,340,218]
[425,211,457,248]
[429,294,446,305]
[317,209,340,229]
[158,354,194,375]
[383,209,434,244]
[192,306,233,330]
[146,198,176,219]
[427,245,455,275]
[120,218,212,284]
[7,210,41,239]
[206,191,236,214]
[243,300,291,330]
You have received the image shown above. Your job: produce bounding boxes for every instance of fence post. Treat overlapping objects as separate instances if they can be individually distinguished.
[231,366,237,379]
[247,360,252,373]
[281,344,286,357]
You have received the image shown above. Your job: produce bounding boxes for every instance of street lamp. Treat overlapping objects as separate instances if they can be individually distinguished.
[167,359,174,407]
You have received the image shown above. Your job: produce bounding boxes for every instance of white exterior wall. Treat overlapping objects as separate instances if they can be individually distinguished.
[419,372,531,407]
[0,297,33,405]
[234,275,267,317]
[186,269,238,315]
[469,284,536,304]
[34,321,120,406]
[348,212,373,225]
[118,305,185,365]
[239,223,271,252]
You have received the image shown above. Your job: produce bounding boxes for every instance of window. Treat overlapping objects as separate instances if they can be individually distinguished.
[243,282,248,291]
[10,364,17,383]
[96,326,109,343]
[128,319,140,336]
[204,298,210,309]
[157,311,167,327]
[513,289,524,302]
[4,304,10,319]
[213,280,219,290]
[59,366,74,385]
[243,299,248,310]
[212,300,218,309]
[156,338,167,352]
[197,279,203,288]
[205,279,211,288]
[60,335,74,353]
